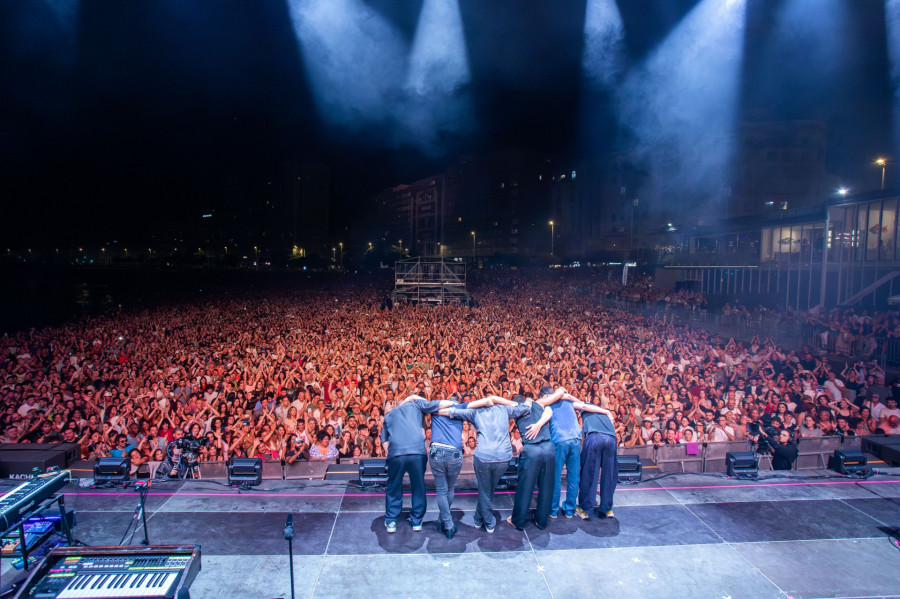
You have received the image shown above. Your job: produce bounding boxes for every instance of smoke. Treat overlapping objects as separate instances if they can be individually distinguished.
[581,0,626,88]
[615,0,746,215]
[887,0,900,162]
[288,0,473,156]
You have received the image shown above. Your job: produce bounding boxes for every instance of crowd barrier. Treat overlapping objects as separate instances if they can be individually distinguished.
[619,436,862,474]
[75,434,876,482]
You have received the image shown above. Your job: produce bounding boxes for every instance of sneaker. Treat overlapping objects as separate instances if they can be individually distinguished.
[596,509,614,519]
[564,512,574,519]
[411,522,423,532]
[385,521,397,533]
[574,507,590,520]
[548,510,558,519]
[604,510,614,518]
[484,524,495,534]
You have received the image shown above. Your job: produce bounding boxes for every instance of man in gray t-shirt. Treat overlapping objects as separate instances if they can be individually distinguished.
[441,395,533,533]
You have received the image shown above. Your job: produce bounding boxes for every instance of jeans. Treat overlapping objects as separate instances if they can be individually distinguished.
[578,432,618,513]
[473,456,508,529]
[551,438,581,516]
[385,453,427,525]
[510,440,556,529]
[429,446,463,529]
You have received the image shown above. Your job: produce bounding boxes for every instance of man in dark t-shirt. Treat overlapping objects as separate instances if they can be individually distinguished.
[565,393,618,519]
[501,388,559,530]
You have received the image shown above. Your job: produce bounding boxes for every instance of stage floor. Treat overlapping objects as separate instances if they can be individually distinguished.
[3,468,900,599]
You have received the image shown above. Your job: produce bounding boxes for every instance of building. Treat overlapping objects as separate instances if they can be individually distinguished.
[664,189,900,310]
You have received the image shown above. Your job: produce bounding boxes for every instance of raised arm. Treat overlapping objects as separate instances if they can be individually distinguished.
[564,393,614,418]
[536,386,566,407]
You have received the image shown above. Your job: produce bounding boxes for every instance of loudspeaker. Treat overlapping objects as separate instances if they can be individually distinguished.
[0,449,69,477]
[93,457,130,484]
[617,454,642,483]
[498,456,519,489]
[726,451,758,478]
[227,457,262,487]
[828,449,867,474]
[358,458,388,486]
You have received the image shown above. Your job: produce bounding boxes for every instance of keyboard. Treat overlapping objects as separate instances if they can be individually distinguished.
[0,472,69,533]
[12,545,201,599]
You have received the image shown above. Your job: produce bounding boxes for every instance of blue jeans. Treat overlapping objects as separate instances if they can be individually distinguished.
[385,453,427,525]
[551,438,581,516]
[473,456,508,529]
[429,446,463,529]
[578,432,618,513]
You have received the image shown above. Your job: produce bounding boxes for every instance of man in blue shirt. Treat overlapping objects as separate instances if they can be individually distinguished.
[440,394,533,533]
[428,390,493,539]
[540,385,582,519]
[380,395,453,533]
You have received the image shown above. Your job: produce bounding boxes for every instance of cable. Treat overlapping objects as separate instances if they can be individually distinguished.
[117,506,140,546]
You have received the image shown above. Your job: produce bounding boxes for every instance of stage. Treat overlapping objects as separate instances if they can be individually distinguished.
[3,469,900,599]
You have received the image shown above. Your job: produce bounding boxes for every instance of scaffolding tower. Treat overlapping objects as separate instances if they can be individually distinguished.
[392,257,470,305]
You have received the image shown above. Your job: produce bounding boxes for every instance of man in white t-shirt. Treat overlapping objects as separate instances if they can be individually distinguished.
[873,398,900,426]
[709,414,735,442]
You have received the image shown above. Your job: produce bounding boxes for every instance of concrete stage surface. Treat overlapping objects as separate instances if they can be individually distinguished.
[3,469,900,599]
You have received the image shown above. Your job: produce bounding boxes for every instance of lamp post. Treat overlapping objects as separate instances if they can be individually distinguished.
[438,243,443,257]
[471,231,476,257]
[876,158,886,190]
[548,220,555,256]
[331,247,336,262]
[398,239,403,256]
[339,242,343,270]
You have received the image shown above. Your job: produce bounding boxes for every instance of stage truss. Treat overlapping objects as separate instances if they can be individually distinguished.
[392,257,470,305]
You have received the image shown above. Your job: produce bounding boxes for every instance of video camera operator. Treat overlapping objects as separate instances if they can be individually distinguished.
[758,427,798,471]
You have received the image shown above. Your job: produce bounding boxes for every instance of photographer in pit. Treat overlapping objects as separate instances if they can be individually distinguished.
[755,424,798,471]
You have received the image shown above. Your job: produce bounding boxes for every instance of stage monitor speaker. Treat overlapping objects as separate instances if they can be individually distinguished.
[498,456,519,489]
[617,454,642,483]
[93,457,130,484]
[358,458,388,486]
[227,457,262,487]
[726,451,758,478]
[828,449,867,474]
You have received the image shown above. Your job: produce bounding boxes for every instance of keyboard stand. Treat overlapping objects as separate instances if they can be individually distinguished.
[3,493,74,572]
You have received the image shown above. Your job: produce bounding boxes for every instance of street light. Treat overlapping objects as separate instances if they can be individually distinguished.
[438,243,443,257]
[471,231,476,257]
[398,239,403,255]
[339,242,343,269]
[332,247,336,262]
[876,158,887,190]
[548,220,554,255]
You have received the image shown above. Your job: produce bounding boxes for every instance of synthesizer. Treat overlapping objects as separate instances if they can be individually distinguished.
[0,472,69,533]
[12,545,201,599]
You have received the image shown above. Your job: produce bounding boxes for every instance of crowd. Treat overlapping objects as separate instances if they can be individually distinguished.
[2,269,899,478]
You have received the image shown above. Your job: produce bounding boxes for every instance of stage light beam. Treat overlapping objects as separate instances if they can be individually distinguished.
[616,0,747,209]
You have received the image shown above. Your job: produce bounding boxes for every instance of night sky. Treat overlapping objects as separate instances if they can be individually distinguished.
[0,0,895,248]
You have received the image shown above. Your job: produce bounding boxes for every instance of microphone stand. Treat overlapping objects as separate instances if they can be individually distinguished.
[284,513,295,599]
[134,481,151,545]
